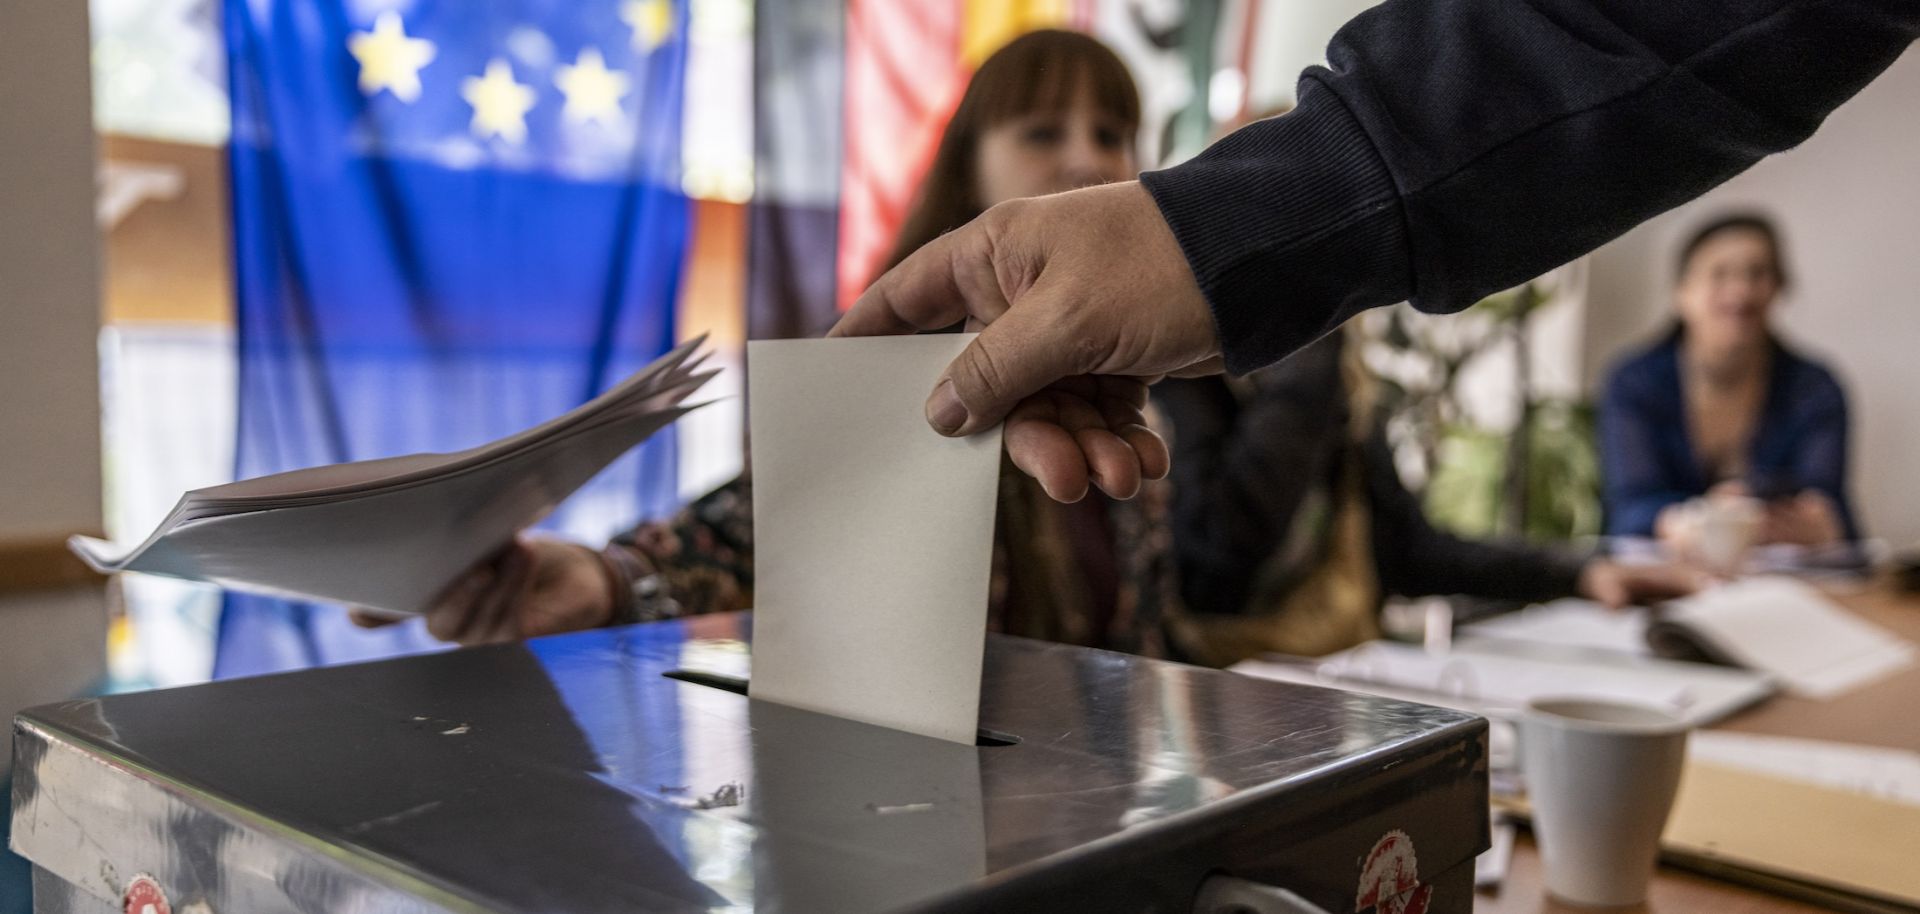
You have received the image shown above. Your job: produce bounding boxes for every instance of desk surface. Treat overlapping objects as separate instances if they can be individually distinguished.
[1476,579,1920,914]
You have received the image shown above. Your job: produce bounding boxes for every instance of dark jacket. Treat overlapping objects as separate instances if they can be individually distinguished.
[1140,0,1917,375]
[1599,330,1858,539]
[1155,334,1586,619]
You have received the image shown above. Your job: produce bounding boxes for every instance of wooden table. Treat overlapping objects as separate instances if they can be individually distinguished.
[1475,580,1920,914]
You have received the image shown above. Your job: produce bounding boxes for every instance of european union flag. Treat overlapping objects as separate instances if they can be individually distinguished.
[219,0,691,676]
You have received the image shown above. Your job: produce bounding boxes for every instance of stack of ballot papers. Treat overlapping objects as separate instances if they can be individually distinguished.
[1466,577,1917,699]
[71,339,716,614]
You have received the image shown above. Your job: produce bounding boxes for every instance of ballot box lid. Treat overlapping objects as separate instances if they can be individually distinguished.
[12,614,1487,913]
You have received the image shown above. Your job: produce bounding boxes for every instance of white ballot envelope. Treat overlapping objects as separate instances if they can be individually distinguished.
[747,335,1003,744]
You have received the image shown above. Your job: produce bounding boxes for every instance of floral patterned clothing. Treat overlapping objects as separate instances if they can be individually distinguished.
[607,464,1174,658]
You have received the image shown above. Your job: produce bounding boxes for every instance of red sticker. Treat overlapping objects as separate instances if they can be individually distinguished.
[1356,830,1432,914]
[123,874,172,914]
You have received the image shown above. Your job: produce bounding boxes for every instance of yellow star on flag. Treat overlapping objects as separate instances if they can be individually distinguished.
[555,48,631,125]
[620,0,673,52]
[461,58,537,144]
[347,11,437,103]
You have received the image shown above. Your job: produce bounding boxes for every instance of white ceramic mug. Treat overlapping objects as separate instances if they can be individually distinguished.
[1518,697,1690,907]
[1696,494,1763,575]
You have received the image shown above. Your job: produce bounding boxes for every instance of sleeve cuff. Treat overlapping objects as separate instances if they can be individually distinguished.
[1140,80,1411,375]
[598,542,680,626]
[1546,552,1592,600]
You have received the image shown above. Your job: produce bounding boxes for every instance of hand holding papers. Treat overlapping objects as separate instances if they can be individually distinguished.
[746,335,1003,744]
[72,339,716,614]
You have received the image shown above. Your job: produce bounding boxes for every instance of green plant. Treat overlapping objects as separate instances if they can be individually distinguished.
[1361,277,1601,542]
[1421,400,1602,541]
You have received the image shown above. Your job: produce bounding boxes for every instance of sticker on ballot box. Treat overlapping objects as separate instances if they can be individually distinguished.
[1357,830,1431,914]
[123,873,171,914]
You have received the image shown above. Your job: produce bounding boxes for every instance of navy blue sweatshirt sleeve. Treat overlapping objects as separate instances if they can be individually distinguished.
[1597,358,1694,537]
[1140,0,1919,374]
[1782,364,1862,540]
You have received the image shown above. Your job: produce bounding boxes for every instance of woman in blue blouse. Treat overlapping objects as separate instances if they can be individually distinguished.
[1599,214,1858,546]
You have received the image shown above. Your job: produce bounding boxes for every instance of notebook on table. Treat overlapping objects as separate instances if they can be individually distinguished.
[1465,577,1916,699]
[1280,638,1776,728]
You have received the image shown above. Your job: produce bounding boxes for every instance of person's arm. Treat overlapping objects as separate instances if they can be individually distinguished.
[357,477,757,645]
[1362,431,1702,606]
[1597,366,1694,537]
[1784,372,1862,541]
[601,476,757,618]
[1143,0,1920,373]
[1154,337,1346,614]
[835,0,1917,502]
[1360,434,1588,604]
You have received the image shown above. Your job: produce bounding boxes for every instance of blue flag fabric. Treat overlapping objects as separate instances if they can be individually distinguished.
[219,0,690,678]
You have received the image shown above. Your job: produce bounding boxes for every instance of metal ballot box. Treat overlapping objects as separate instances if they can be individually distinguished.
[11,614,1486,913]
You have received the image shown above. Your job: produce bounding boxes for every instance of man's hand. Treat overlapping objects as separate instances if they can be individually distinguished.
[1763,491,1844,547]
[349,537,615,646]
[1576,560,1705,609]
[830,181,1220,502]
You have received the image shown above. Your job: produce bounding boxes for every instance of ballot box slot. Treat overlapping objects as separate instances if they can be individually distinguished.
[662,668,1023,747]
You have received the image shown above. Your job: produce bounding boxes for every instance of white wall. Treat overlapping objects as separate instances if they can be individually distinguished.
[0,591,109,777]
[1245,0,1382,112]
[1584,46,1920,545]
[2,0,103,538]
[2,0,108,775]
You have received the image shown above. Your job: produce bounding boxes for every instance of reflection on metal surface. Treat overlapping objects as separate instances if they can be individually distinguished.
[13,614,1487,912]
[748,697,984,911]
[30,867,116,914]
[663,671,1022,747]
[1193,874,1337,914]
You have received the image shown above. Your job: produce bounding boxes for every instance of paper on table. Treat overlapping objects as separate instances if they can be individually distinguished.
[1475,817,1516,889]
[1687,731,1920,807]
[1665,760,1920,906]
[1464,598,1654,656]
[1305,639,1773,727]
[1663,576,1916,698]
[746,335,1003,745]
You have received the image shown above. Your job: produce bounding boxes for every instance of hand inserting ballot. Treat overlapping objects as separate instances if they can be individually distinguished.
[830,182,1214,503]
